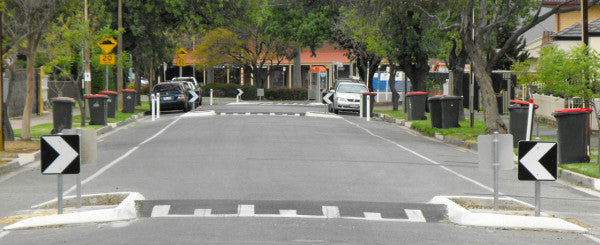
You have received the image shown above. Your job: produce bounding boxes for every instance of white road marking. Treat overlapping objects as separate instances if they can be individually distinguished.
[344,119,495,193]
[63,117,181,195]
[257,113,263,116]
[194,209,212,216]
[294,113,300,116]
[151,205,171,217]
[322,206,340,218]
[405,209,426,222]
[279,210,297,217]
[270,113,275,116]
[363,212,382,220]
[0,231,10,239]
[238,204,255,217]
[220,112,226,115]
[245,112,251,115]
[584,234,600,244]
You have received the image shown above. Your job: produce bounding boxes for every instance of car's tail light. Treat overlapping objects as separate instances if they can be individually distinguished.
[178,94,185,99]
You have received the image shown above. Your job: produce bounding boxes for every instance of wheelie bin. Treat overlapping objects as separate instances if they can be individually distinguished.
[99,91,117,118]
[440,96,462,128]
[51,97,75,134]
[121,89,137,113]
[85,94,109,126]
[406,91,428,121]
[428,96,443,128]
[553,108,592,164]
[508,100,539,148]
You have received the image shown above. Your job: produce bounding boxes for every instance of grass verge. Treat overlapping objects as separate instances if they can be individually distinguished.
[377,109,600,180]
[14,101,149,138]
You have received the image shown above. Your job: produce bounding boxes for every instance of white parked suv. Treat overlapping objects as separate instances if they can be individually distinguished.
[330,81,369,114]
[172,77,202,105]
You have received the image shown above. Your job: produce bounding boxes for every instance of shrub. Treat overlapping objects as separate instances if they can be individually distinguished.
[202,83,241,97]
[265,88,308,100]
[241,85,257,100]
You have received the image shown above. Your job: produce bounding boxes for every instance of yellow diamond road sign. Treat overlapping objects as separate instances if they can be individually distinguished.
[98,37,118,54]
[176,47,188,59]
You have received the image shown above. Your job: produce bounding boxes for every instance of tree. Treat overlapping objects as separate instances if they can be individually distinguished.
[3,0,77,140]
[331,3,381,90]
[422,0,582,134]
[192,0,295,88]
[262,0,337,88]
[536,44,600,103]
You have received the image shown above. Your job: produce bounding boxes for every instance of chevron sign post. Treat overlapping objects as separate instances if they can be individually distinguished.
[41,135,80,175]
[41,134,80,214]
[518,141,557,181]
[518,140,557,216]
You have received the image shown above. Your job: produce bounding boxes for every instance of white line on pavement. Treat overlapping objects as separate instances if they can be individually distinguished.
[584,234,600,244]
[63,117,181,195]
[344,119,494,193]
[405,209,427,222]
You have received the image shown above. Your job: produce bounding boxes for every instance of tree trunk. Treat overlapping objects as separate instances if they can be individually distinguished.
[471,54,506,134]
[21,45,36,140]
[388,64,399,111]
[293,45,301,88]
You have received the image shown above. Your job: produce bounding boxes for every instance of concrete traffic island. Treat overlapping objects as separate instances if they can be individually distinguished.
[3,192,144,230]
[430,196,587,233]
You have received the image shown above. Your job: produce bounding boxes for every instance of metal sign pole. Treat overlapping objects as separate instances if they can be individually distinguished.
[57,174,63,214]
[493,131,499,211]
[535,181,541,216]
[76,174,81,208]
[105,65,109,91]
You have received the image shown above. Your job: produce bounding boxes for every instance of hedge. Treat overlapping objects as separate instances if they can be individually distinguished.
[265,88,308,100]
[200,83,307,100]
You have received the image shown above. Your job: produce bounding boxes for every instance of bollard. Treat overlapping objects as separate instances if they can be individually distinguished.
[157,92,161,118]
[151,93,156,121]
[210,89,213,105]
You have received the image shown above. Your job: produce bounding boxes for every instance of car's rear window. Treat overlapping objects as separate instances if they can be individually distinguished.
[337,84,368,93]
[153,83,181,93]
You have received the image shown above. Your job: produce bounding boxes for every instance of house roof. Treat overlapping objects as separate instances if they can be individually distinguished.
[552,17,600,40]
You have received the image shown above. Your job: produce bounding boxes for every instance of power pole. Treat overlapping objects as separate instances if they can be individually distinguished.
[0,12,4,150]
[117,0,123,109]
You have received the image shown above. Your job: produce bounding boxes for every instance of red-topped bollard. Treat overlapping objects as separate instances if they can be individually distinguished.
[553,108,592,164]
[508,100,539,147]
[361,92,377,119]
[85,94,109,125]
[121,89,137,113]
[406,92,428,121]
[99,91,117,118]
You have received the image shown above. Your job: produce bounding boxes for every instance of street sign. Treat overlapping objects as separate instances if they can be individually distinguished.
[477,134,514,171]
[176,58,186,67]
[518,141,557,181]
[99,54,116,65]
[97,37,118,54]
[176,47,188,59]
[188,91,199,103]
[323,92,333,105]
[41,135,80,175]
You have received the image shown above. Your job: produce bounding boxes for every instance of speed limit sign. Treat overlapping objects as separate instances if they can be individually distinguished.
[100,54,116,65]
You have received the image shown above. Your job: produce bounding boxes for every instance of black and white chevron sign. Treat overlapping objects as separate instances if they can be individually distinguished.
[41,135,80,175]
[518,141,557,181]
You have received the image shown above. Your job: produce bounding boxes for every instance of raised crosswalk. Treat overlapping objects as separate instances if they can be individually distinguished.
[137,200,446,223]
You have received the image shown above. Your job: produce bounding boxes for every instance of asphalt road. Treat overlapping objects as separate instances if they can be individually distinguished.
[1,102,600,244]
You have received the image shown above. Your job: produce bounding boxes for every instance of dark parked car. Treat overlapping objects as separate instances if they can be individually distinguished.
[172,77,202,106]
[152,82,193,112]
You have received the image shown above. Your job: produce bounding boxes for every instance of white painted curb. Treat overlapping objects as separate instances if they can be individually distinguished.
[180,110,216,118]
[429,196,587,233]
[305,111,342,119]
[4,192,145,230]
